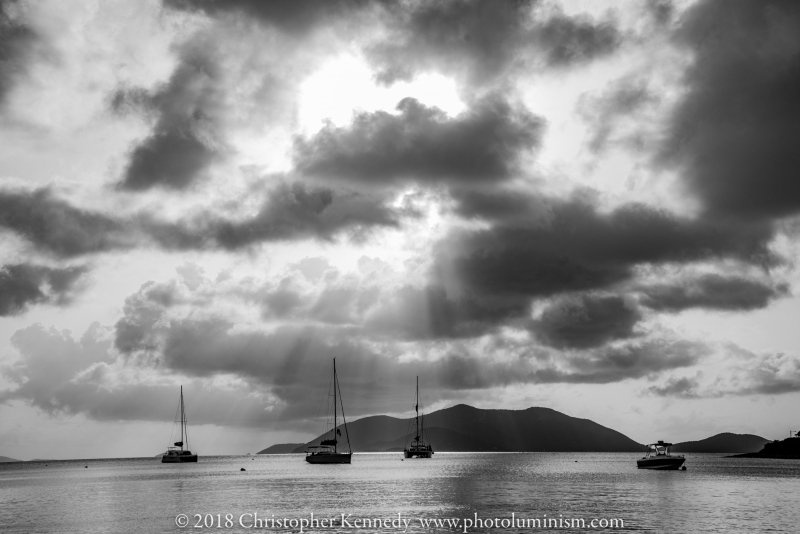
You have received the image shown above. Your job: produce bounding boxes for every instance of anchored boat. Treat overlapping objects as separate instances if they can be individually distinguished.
[305,359,352,464]
[161,386,198,463]
[637,441,685,470]
[404,376,433,459]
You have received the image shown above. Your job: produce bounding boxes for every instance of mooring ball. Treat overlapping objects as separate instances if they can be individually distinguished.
[240,468,246,471]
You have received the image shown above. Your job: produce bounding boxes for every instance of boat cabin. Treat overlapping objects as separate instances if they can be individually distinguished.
[164,448,195,457]
[306,444,336,456]
[644,441,673,457]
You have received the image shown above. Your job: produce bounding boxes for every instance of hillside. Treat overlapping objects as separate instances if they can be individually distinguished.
[0,456,20,462]
[730,436,800,459]
[672,433,770,453]
[285,404,643,453]
[257,443,306,454]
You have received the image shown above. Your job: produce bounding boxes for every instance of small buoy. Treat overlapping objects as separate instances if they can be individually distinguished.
[240,468,246,471]
[84,466,88,468]
[681,466,687,471]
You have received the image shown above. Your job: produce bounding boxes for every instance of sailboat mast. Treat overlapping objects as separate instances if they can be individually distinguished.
[415,376,419,443]
[333,358,337,454]
[180,385,184,452]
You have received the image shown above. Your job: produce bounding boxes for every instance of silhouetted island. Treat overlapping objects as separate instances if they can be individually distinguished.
[0,456,20,462]
[729,435,800,459]
[262,405,645,453]
[671,433,769,453]
[257,443,306,454]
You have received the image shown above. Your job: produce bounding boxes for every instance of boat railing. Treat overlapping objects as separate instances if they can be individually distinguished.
[642,443,684,459]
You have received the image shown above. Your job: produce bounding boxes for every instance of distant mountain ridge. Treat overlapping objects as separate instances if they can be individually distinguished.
[0,456,20,462]
[671,433,770,453]
[276,404,645,453]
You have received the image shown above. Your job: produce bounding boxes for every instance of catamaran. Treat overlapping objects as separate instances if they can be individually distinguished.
[305,359,353,464]
[161,386,198,463]
[404,376,433,458]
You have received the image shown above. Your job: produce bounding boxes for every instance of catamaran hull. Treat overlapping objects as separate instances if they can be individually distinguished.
[305,453,352,464]
[404,449,433,458]
[161,455,198,463]
[636,457,685,470]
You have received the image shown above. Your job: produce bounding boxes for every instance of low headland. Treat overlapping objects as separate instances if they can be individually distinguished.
[728,435,800,459]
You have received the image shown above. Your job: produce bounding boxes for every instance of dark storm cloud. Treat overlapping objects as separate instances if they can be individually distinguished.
[449,186,548,223]
[0,0,35,106]
[367,0,622,86]
[143,181,400,250]
[530,295,641,349]
[0,183,399,257]
[116,46,223,191]
[122,131,217,191]
[0,263,88,316]
[645,0,674,26]
[0,188,134,257]
[660,0,800,220]
[533,11,621,67]
[163,0,385,34]
[295,96,543,186]
[639,274,788,312]
[438,194,777,299]
[368,0,535,85]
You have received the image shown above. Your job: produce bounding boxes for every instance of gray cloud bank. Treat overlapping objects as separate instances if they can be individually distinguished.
[295,96,543,187]
[646,348,800,399]
[0,184,399,257]
[3,0,800,429]
[661,0,800,220]
[0,263,87,316]
[0,0,36,108]
[0,270,707,427]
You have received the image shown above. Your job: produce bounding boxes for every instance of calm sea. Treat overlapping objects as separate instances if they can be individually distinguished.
[1,452,798,533]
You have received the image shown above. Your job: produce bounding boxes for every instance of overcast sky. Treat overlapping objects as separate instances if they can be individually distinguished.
[2,0,800,460]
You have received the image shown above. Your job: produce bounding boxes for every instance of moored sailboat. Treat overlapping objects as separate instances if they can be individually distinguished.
[305,359,352,464]
[161,386,198,463]
[404,376,433,458]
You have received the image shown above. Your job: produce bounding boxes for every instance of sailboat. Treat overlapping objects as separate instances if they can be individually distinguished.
[305,359,352,464]
[161,386,198,463]
[404,376,433,458]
